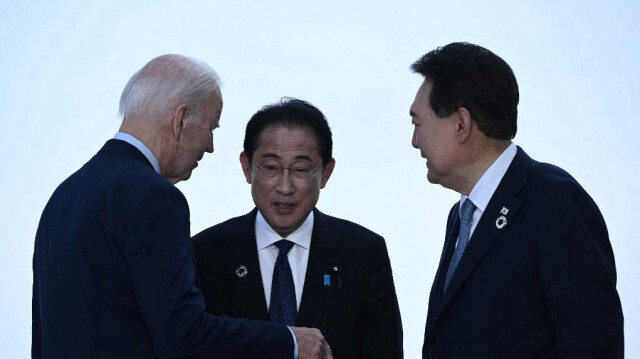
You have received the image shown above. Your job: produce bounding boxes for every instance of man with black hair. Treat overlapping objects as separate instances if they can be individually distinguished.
[410,42,624,358]
[193,98,403,359]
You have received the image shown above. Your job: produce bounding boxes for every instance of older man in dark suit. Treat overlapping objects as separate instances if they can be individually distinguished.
[32,55,331,359]
[410,42,624,358]
[193,98,403,359]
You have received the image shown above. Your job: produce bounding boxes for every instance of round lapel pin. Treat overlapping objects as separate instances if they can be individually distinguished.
[495,215,507,229]
[235,265,248,278]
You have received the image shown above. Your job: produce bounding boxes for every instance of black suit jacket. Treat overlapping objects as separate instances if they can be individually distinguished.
[193,208,403,358]
[423,147,624,358]
[32,139,293,358]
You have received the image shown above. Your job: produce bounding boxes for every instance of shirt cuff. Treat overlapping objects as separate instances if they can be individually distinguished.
[287,326,299,359]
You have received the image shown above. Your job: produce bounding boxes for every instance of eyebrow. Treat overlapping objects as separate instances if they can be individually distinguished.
[259,153,314,162]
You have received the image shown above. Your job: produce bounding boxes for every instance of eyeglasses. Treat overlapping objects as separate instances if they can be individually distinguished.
[253,164,319,183]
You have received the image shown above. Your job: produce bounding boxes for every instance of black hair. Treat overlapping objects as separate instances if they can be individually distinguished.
[243,97,333,166]
[411,42,519,140]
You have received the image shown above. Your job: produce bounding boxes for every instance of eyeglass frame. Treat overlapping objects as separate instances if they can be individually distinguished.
[252,163,322,183]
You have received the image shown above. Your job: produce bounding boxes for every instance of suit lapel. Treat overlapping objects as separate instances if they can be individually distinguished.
[425,205,461,333]
[229,210,271,321]
[425,147,531,338]
[296,209,343,327]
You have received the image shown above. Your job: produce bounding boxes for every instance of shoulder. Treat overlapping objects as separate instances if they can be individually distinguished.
[524,156,593,203]
[514,151,604,227]
[52,143,184,210]
[192,212,253,249]
[503,147,592,204]
[314,209,385,244]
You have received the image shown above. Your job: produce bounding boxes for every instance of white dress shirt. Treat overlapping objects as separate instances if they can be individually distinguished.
[113,132,161,174]
[460,142,517,239]
[256,211,313,311]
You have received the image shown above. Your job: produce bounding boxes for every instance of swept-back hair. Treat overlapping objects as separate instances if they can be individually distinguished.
[119,54,220,123]
[411,42,519,140]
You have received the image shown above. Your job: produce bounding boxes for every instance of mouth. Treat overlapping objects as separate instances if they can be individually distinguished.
[273,202,296,213]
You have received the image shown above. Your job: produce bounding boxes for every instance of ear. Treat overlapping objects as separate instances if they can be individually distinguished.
[319,158,335,189]
[239,152,253,184]
[455,107,473,144]
[171,104,190,140]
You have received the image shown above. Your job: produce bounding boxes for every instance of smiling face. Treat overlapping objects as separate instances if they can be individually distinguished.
[163,89,222,183]
[240,126,334,238]
[410,79,461,188]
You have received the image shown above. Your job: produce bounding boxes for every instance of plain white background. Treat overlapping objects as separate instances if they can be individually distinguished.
[1,1,638,357]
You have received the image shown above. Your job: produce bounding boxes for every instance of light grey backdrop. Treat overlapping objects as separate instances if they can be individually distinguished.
[2,0,637,357]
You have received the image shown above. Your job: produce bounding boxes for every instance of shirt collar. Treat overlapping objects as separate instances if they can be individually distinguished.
[255,210,314,250]
[113,132,161,174]
[462,142,517,214]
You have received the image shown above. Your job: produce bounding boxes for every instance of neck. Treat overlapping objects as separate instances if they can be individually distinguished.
[454,139,511,195]
[119,117,165,164]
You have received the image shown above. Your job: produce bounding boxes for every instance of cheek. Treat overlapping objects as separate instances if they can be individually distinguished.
[416,129,429,150]
[251,180,273,201]
[300,184,321,202]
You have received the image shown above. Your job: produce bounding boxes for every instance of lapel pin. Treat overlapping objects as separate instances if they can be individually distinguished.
[500,206,509,215]
[495,216,507,229]
[235,265,248,278]
[323,265,342,288]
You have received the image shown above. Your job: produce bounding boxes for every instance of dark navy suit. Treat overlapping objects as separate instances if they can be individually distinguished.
[422,147,624,358]
[193,208,403,359]
[32,139,293,358]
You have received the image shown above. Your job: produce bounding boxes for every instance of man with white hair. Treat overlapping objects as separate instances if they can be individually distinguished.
[32,54,332,359]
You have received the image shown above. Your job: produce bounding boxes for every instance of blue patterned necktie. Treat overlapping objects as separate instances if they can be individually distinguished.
[444,199,476,292]
[269,240,297,325]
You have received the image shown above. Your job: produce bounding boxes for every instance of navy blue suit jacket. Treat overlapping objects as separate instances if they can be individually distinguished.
[422,147,624,358]
[32,139,293,358]
[192,208,403,359]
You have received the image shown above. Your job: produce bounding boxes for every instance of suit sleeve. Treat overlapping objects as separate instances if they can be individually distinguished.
[124,185,293,358]
[31,253,41,359]
[537,181,624,358]
[364,237,404,359]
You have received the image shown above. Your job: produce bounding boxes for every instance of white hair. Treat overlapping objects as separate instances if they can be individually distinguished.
[119,54,220,123]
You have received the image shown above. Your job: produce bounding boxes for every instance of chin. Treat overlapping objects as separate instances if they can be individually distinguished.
[181,171,193,182]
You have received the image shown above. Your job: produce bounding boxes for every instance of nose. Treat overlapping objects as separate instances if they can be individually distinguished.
[412,128,419,149]
[275,170,295,195]
[207,133,214,153]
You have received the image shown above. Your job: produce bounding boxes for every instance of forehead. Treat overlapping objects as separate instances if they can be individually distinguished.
[410,79,433,116]
[203,89,222,120]
[254,126,320,158]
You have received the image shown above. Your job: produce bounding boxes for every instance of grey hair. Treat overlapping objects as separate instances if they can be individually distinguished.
[119,54,221,123]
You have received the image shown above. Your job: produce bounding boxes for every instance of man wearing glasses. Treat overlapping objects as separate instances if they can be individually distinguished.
[193,98,403,359]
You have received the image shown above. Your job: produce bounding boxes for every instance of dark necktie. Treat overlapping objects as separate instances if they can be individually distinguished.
[269,240,297,325]
[444,199,476,292]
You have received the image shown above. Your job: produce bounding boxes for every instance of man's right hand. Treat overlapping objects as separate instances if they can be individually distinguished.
[290,326,333,359]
